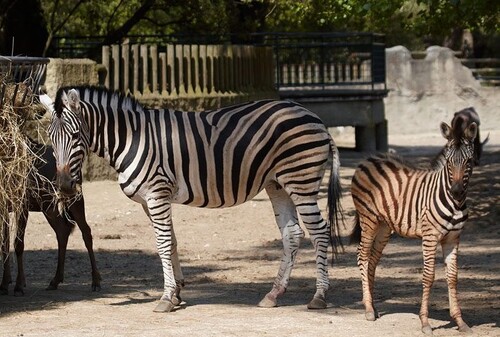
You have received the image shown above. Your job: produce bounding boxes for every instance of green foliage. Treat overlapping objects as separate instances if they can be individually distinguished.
[33,0,499,54]
[39,0,237,37]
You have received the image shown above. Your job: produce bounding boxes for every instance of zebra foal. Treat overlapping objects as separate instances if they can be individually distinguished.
[350,120,478,335]
[47,86,344,313]
[1,140,101,295]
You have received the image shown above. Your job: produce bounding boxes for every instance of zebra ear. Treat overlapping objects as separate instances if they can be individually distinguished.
[67,89,81,113]
[39,93,55,114]
[465,122,478,141]
[440,122,452,140]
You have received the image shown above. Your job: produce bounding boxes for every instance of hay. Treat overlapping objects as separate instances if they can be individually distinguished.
[0,79,45,250]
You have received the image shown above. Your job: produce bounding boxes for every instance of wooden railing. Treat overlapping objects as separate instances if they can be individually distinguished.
[101,44,275,97]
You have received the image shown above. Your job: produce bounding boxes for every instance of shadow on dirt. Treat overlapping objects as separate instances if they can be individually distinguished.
[1,227,498,330]
[1,146,498,332]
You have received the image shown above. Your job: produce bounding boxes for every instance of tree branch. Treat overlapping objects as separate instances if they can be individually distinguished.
[102,0,156,45]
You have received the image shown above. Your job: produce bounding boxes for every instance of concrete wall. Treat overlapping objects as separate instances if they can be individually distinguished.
[385,46,500,135]
[44,58,99,99]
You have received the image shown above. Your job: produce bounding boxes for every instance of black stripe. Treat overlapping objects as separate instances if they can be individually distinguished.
[174,110,194,204]
[186,111,209,206]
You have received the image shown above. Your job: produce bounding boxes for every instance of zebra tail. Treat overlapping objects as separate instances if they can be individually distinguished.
[349,213,362,245]
[327,139,345,260]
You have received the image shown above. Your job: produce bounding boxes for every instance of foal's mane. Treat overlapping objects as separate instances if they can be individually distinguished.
[54,85,142,117]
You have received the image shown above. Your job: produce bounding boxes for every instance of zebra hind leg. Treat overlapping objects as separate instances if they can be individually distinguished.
[295,200,331,309]
[356,215,379,321]
[258,183,303,308]
[365,223,392,320]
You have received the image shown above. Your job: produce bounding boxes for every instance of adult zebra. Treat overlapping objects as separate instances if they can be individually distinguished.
[350,119,477,335]
[48,86,344,313]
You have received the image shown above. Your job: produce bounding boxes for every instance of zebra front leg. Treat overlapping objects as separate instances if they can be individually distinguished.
[68,196,101,291]
[147,199,178,313]
[142,202,183,309]
[442,238,472,333]
[170,228,184,306]
[45,215,72,290]
[419,237,438,335]
[13,207,28,296]
[259,184,302,308]
[1,221,12,295]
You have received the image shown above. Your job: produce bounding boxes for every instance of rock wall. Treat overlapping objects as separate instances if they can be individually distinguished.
[385,46,499,135]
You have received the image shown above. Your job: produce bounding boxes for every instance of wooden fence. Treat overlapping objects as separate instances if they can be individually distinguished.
[101,44,275,97]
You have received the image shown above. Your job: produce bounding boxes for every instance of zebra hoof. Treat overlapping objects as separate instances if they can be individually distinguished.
[307,297,327,309]
[14,287,24,297]
[458,323,473,334]
[171,294,182,306]
[421,325,433,335]
[365,311,376,321]
[46,283,58,291]
[258,294,277,308]
[153,299,175,313]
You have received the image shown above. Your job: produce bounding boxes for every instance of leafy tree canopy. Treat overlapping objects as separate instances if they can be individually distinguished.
[0,0,498,56]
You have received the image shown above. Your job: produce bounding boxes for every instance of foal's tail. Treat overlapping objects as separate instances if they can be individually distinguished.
[327,137,345,259]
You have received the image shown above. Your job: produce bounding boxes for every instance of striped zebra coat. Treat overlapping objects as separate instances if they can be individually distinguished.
[47,86,344,313]
[350,120,477,335]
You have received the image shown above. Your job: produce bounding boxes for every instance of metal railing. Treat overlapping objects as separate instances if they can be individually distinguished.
[461,58,500,87]
[0,56,49,107]
[253,32,386,91]
[52,32,387,92]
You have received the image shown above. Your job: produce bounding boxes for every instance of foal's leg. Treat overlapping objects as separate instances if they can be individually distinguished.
[419,236,439,335]
[258,183,303,308]
[442,237,472,333]
[356,214,378,321]
[44,214,72,290]
[365,223,392,319]
[1,221,11,295]
[68,197,101,291]
[13,207,29,296]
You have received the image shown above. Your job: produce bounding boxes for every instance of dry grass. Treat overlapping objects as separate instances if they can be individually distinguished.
[0,79,46,248]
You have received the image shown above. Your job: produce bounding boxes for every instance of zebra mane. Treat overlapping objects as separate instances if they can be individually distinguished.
[54,85,143,117]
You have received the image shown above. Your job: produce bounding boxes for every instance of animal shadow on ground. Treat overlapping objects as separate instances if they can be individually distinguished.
[1,148,498,332]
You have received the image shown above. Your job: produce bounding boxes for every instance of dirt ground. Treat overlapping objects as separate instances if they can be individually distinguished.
[1,132,499,337]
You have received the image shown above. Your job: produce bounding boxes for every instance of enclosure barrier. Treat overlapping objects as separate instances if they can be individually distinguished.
[0,56,49,107]
[101,44,275,98]
[258,32,387,91]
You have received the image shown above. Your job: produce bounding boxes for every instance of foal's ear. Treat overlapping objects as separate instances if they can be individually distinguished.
[440,122,452,140]
[67,89,81,113]
[465,122,478,141]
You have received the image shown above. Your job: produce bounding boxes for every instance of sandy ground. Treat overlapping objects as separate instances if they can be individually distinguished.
[0,131,499,337]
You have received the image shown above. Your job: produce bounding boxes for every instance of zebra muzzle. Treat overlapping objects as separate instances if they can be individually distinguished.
[56,167,78,196]
[450,182,465,200]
